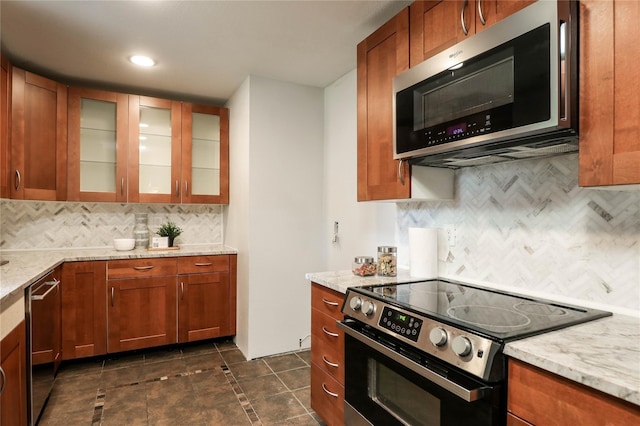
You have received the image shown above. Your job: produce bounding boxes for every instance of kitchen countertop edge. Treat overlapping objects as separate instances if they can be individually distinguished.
[0,244,238,302]
[306,270,640,407]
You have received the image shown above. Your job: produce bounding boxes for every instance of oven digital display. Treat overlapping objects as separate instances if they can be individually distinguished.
[379,306,423,342]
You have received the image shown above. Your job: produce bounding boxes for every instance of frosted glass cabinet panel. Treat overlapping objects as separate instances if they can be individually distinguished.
[138,106,173,195]
[68,87,128,202]
[128,96,181,203]
[181,104,229,204]
[191,113,220,196]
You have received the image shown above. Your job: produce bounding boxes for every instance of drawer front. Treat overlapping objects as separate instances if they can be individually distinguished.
[311,308,344,383]
[108,258,177,279]
[311,283,344,320]
[508,359,640,425]
[177,255,229,274]
[311,364,344,426]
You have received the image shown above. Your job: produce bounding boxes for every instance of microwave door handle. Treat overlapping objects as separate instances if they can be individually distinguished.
[559,19,570,125]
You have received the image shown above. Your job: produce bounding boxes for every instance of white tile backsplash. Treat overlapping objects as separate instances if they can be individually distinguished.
[395,154,640,312]
[0,200,223,249]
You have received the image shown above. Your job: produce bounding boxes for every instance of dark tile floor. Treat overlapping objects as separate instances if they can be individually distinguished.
[38,339,322,426]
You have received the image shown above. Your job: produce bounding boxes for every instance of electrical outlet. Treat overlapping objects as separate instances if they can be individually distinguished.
[445,225,457,247]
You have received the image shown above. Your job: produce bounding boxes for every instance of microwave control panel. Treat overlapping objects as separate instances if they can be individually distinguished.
[420,104,513,148]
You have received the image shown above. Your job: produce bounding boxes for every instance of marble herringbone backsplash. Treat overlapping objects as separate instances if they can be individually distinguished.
[0,201,223,249]
[396,154,640,312]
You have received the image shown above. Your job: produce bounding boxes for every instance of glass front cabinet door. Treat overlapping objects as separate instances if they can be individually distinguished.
[181,104,229,204]
[67,87,128,202]
[128,95,182,203]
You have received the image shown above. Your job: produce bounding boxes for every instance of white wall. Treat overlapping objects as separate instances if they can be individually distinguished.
[225,77,251,354]
[226,75,325,359]
[322,70,396,271]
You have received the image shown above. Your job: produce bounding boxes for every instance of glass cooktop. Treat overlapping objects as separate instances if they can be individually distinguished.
[353,279,612,341]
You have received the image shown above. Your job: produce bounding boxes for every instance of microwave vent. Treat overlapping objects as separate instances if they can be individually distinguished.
[408,133,579,169]
[443,156,510,167]
[504,143,578,159]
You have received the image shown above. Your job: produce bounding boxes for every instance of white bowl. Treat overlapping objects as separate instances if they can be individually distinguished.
[113,238,135,251]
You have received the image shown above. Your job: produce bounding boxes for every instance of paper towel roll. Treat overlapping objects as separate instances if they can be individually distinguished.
[409,227,438,279]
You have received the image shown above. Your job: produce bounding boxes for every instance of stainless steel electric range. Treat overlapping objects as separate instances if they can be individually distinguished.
[337,279,612,426]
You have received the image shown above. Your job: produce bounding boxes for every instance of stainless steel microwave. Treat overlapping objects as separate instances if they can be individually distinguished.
[394,0,578,168]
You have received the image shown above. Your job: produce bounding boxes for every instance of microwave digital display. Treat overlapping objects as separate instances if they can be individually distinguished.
[447,123,467,136]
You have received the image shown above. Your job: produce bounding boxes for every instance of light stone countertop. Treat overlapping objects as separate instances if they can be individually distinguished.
[307,270,640,407]
[0,244,237,302]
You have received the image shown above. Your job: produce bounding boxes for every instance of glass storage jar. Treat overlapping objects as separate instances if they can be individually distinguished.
[377,246,397,276]
[352,256,377,276]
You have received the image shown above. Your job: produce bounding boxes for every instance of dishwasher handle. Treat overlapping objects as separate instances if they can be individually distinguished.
[31,278,60,301]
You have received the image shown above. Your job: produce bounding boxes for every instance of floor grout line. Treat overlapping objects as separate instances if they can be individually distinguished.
[50,342,313,426]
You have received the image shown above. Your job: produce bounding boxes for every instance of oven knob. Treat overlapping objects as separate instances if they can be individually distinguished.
[429,327,448,347]
[361,300,376,316]
[349,296,362,311]
[452,336,472,357]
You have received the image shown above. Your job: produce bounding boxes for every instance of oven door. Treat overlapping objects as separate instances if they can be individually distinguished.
[338,321,505,426]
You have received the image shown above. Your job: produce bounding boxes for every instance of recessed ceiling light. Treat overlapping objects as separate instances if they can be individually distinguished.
[129,55,156,67]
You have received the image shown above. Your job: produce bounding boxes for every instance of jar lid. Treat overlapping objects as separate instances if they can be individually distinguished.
[377,246,397,253]
[354,256,375,264]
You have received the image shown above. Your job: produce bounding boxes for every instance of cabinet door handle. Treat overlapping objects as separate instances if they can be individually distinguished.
[478,0,486,26]
[121,177,125,196]
[322,326,339,338]
[180,282,184,300]
[321,383,339,398]
[460,0,469,35]
[322,355,339,369]
[194,262,213,267]
[0,366,6,395]
[14,170,21,191]
[111,287,114,307]
[322,298,339,307]
[175,180,180,197]
[184,180,189,196]
[397,159,406,186]
[133,265,154,271]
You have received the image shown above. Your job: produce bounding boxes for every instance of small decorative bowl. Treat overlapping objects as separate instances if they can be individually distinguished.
[113,238,135,251]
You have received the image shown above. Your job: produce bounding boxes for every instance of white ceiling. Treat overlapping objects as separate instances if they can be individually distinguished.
[1,0,411,105]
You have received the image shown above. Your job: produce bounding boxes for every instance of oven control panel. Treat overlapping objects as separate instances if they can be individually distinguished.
[342,289,503,381]
[379,306,423,342]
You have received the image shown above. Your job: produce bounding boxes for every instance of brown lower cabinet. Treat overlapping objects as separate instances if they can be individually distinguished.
[108,275,178,352]
[177,255,237,342]
[61,261,107,360]
[106,257,178,353]
[310,283,345,426]
[61,255,236,360]
[508,358,640,425]
[0,321,28,425]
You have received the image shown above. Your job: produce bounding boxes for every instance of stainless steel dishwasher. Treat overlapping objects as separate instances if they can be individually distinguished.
[25,268,61,426]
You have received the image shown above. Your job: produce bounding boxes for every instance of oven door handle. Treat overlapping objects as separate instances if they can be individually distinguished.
[337,321,491,402]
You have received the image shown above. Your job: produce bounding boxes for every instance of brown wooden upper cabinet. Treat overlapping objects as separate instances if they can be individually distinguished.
[1,55,10,199]
[409,1,535,66]
[10,67,67,201]
[579,0,640,186]
[128,95,182,203]
[181,104,229,204]
[357,7,411,201]
[67,87,129,202]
